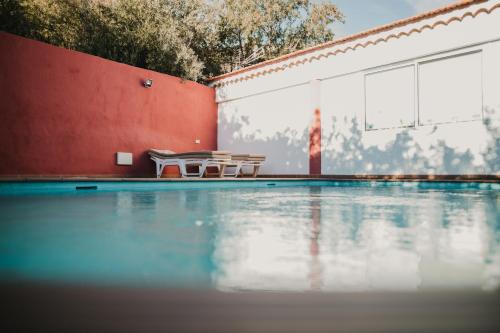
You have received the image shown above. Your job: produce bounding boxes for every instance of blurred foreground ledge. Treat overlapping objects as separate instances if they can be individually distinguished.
[1,282,499,333]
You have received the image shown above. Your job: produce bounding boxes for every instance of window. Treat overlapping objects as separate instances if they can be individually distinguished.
[418,51,482,125]
[365,65,415,131]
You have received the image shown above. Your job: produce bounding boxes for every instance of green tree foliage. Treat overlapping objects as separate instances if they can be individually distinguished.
[0,0,343,82]
[217,0,343,73]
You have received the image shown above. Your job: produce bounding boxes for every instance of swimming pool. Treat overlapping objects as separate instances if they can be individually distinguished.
[1,180,499,292]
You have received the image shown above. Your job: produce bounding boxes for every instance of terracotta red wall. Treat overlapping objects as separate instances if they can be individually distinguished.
[0,32,217,176]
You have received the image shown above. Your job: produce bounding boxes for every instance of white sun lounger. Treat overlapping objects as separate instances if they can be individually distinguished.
[149,149,232,178]
[223,154,266,178]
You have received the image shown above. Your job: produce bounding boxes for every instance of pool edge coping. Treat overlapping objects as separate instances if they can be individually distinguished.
[0,175,498,183]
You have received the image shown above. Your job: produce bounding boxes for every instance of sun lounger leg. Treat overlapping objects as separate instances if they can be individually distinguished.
[155,161,162,178]
[218,164,226,178]
[198,160,208,178]
[154,159,167,179]
[178,160,188,178]
[252,165,260,178]
[234,163,242,178]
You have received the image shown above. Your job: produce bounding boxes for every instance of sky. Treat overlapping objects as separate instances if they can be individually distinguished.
[330,0,458,38]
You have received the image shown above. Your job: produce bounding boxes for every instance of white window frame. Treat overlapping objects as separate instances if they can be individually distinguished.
[363,63,416,131]
[416,49,483,126]
[362,46,484,131]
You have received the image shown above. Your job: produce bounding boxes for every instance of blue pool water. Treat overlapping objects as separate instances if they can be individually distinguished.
[0,181,499,292]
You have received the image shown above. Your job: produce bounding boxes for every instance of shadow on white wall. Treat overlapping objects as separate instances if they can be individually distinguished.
[218,110,309,175]
[322,107,499,175]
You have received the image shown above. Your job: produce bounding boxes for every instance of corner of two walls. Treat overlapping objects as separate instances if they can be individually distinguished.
[2,28,499,178]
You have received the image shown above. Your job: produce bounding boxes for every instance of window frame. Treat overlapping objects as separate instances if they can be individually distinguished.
[416,49,483,126]
[362,47,484,132]
[363,63,417,131]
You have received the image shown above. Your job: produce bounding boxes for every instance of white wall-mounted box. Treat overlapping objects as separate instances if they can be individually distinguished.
[116,152,133,165]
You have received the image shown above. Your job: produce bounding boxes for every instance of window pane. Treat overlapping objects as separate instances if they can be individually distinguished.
[365,65,415,131]
[418,52,482,125]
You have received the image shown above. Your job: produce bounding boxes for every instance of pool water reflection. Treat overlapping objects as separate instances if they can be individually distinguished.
[0,185,499,291]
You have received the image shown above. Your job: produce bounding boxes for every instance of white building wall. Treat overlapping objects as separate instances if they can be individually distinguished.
[218,84,311,174]
[215,1,500,175]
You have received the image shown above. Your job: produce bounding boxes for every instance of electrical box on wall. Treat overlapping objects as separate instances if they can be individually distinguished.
[116,152,133,165]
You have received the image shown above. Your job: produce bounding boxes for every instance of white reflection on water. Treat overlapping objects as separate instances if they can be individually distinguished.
[212,186,499,292]
[0,185,498,291]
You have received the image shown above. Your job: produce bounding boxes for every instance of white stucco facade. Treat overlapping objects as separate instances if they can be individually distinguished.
[213,0,500,175]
